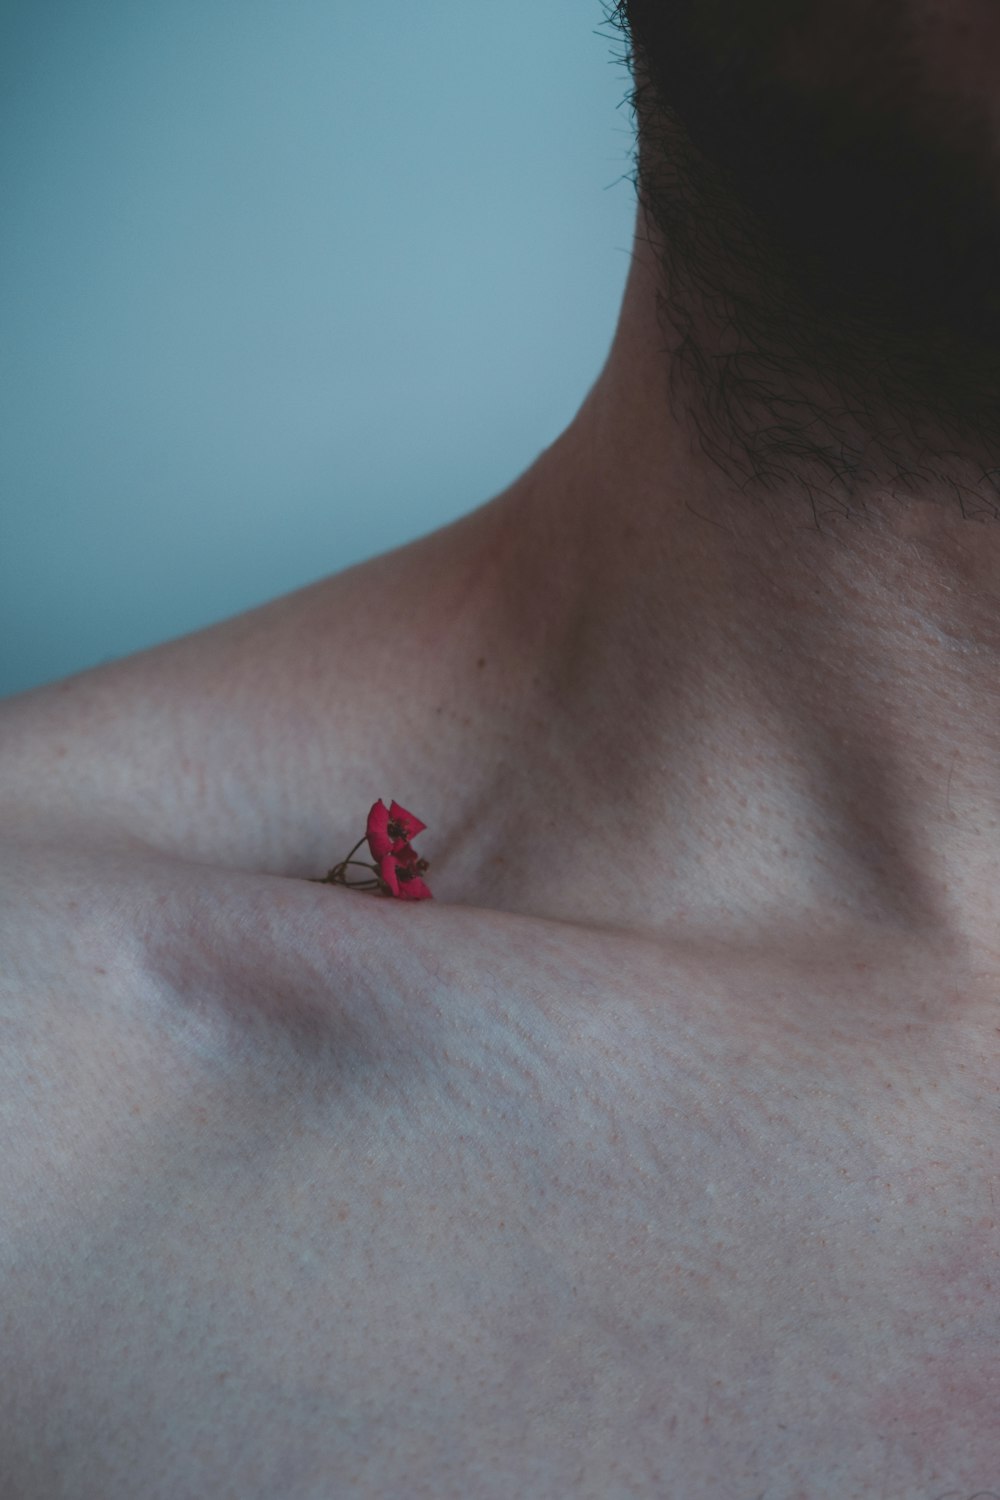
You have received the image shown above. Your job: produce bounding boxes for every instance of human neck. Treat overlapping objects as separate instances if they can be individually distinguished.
[457,229,1000,962]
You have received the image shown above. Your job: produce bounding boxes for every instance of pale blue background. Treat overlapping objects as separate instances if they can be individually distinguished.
[0,0,637,699]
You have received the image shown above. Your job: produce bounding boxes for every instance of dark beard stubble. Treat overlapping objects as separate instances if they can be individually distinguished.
[604,0,1000,518]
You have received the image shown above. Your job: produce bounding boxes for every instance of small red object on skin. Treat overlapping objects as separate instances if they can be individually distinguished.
[389,842,433,901]
[310,800,432,898]
[366,799,428,860]
[368,801,433,900]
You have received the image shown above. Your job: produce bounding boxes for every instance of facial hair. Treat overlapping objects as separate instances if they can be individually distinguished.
[605,0,1000,510]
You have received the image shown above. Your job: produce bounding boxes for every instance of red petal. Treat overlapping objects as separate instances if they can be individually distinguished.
[378,851,400,896]
[366,800,393,859]
[388,800,426,843]
[394,848,432,899]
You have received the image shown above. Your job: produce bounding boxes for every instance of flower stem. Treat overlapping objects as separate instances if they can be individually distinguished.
[307,854,381,887]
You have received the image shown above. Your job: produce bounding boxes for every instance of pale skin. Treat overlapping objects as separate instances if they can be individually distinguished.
[3,4,1000,1494]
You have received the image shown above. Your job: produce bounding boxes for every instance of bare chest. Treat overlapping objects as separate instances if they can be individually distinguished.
[3,908,999,1500]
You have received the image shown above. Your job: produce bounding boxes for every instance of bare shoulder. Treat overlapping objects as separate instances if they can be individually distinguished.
[0,508,487,873]
[2,836,999,1498]
[0,837,610,1497]
[0,556,397,866]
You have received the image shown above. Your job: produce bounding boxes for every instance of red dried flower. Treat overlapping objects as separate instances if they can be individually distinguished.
[366,799,427,860]
[378,842,433,901]
[310,799,433,900]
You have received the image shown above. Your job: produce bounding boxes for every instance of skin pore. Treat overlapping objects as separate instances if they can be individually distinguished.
[411,0,1000,973]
